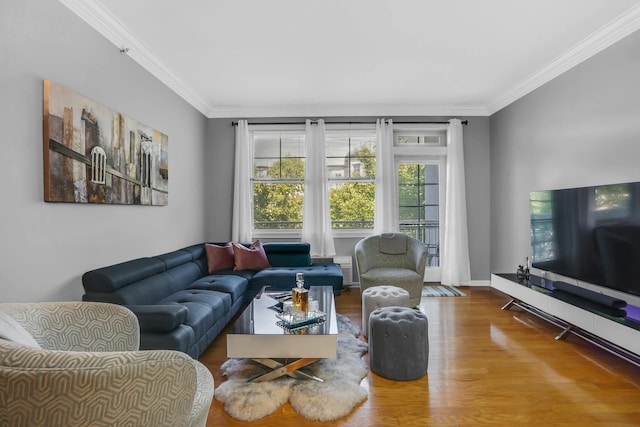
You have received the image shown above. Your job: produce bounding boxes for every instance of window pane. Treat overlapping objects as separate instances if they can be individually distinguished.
[254,157,305,179]
[395,133,444,146]
[254,158,277,178]
[329,182,374,229]
[326,135,376,179]
[253,182,303,229]
[254,134,305,179]
[326,137,349,158]
[351,136,376,178]
[254,135,280,158]
[281,136,305,158]
[398,163,440,267]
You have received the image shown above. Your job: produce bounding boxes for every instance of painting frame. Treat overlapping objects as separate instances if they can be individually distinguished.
[42,80,168,205]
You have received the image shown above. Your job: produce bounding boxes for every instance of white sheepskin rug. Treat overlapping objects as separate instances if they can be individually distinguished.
[215,314,369,421]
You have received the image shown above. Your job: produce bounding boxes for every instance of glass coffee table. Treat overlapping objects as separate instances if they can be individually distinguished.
[227,285,338,382]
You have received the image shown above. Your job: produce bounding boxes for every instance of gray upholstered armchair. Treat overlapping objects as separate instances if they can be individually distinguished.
[355,233,427,307]
[0,302,214,427]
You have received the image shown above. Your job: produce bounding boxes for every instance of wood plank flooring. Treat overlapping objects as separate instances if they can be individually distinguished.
[198,286,640,426]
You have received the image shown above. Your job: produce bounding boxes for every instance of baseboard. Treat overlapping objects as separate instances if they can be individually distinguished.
[427,280,490,287]
[347,280,490,289]
[467,280,490,287]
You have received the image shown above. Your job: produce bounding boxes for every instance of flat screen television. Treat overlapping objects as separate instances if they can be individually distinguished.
[530,181,640,298]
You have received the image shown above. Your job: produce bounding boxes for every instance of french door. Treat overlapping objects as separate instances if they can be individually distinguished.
[397,160,444,282]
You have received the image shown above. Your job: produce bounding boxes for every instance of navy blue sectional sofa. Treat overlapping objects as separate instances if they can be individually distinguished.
[81,242,343,358]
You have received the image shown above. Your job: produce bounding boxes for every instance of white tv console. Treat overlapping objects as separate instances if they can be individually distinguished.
[491,273,640,366]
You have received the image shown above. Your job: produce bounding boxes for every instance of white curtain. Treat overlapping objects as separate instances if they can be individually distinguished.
[231,120,252,242]
[441,119,471,286]
[374,119,398,234]
[301,120,336,257]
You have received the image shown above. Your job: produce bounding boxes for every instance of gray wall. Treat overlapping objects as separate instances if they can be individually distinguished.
[206,116,491,282]
[0,1,208,302]
[490,29,640,276]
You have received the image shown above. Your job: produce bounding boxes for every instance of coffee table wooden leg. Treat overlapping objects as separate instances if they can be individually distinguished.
[250,358,322,382]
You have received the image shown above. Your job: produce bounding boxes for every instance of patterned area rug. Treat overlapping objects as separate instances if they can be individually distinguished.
[214,314,368,422]
[422,285,467,297]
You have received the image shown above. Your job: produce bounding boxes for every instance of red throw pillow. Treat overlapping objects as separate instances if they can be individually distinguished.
[204,243,235,274]
[232,241,271,271]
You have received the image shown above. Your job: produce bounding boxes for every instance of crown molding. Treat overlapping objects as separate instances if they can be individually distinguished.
[58,0,211,116]
[488,3,640,115]
[206,104,490,119]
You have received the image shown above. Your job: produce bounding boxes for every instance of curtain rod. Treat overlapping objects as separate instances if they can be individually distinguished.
[231,120,468,126]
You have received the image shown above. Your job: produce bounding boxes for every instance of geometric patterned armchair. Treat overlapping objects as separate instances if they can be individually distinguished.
[355,233,427,307]
[0,302,214,427]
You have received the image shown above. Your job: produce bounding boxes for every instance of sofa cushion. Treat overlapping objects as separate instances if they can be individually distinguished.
[189,275,248,306]
[164,263,203,292]
[82,258,165,293]
[126,305,189,333]
[232,241,271,271]
[108,272,176,305]
[204,243,235,273]
[264,242,311,267]
[160,290,227,338]
[154,250,193,270]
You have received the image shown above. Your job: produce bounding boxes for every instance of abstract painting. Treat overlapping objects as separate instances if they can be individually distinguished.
[43,80,168,205]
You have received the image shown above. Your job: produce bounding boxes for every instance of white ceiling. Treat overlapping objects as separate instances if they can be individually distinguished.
[61,0,640,118]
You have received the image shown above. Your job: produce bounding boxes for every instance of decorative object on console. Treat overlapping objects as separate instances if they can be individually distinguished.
[516,256,530,283]
[214,314,368,422]
[43,80,168,205]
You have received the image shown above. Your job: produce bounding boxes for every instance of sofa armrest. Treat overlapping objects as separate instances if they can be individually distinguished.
[126,304,189,333]
[0,342,200,427]
[0,302,139,352]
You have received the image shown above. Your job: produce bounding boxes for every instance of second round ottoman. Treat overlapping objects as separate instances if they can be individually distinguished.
[369,306,429,381]
[361,285,410,338]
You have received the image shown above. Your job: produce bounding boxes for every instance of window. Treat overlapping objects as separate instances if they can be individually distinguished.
[395,130,445,146]
[326,132,376,229]
[252,132,305,230]
[250,127,377,232]
[398,162,442,268]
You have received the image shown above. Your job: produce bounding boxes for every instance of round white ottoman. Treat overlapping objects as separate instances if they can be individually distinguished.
[369,306,429,381]
[361,285,410,338]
